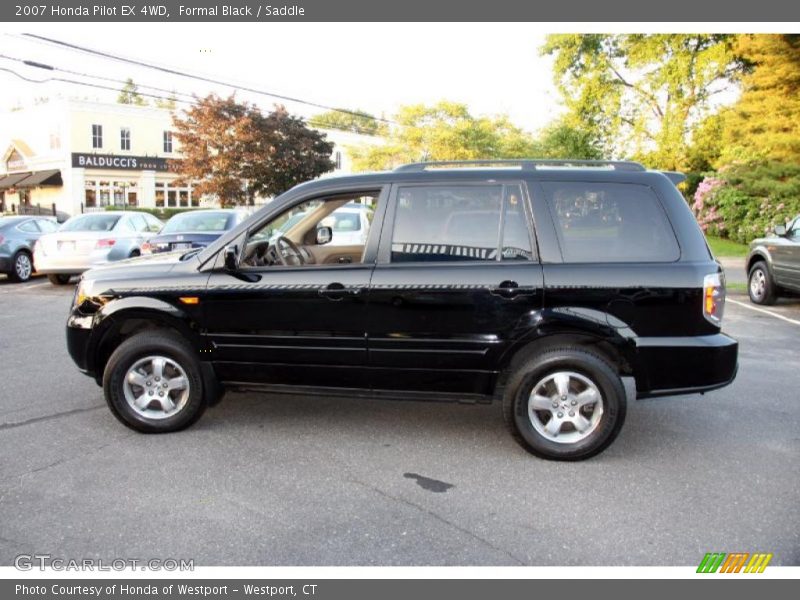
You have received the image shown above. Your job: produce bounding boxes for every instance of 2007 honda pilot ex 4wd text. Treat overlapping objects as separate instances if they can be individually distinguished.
[66,160,738,460]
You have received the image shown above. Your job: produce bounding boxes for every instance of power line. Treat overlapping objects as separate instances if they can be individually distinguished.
[21,32,396,127]
[0,59,386,137]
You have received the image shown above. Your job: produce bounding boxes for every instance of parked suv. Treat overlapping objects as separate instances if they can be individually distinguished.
[65,160,738,460]
[746,215,800,305]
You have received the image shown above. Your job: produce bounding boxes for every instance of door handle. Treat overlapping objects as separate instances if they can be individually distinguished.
[318,282,360,301]
[489,280,534,298]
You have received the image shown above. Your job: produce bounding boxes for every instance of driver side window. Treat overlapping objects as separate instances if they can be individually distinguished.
[242,191,380,268]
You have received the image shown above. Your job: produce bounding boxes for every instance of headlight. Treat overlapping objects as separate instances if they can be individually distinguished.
[74,279,90,308]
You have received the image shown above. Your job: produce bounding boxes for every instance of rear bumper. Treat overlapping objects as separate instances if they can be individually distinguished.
[633,333,738,398]
[34,250,111,274]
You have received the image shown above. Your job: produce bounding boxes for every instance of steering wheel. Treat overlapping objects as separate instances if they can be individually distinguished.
[267,235,305,266]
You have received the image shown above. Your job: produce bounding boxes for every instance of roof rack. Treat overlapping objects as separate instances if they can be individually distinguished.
[394,159,646,172]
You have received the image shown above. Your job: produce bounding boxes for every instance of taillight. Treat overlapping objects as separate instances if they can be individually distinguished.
[140,242,152,254]
[95,239,116,249]
[703,272,726,325]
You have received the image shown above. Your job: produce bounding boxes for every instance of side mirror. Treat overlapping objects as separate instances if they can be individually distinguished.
[315,226,333,245]
[774,224,787,237]
[223,245,239,271]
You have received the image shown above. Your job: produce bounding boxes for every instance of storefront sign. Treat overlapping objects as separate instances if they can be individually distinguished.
[71,153,170,171]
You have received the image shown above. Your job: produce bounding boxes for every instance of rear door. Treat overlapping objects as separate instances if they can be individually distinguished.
[367,181,544,398]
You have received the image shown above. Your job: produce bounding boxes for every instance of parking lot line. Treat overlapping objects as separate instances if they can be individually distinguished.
[728,298,800,327]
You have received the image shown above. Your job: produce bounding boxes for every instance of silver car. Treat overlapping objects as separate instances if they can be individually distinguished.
[34,211,163,285]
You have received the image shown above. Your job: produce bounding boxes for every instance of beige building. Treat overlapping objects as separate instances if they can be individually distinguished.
[0,99,381,218]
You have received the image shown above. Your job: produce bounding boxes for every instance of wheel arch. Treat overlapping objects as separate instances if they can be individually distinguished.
[746,250,772,275]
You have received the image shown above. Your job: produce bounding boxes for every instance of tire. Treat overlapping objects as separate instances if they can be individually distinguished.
[129,250,140,258]
[47,274,73,285]
[8,250,33,282]
[502,347,626,461]
[103,331,207,433]
[748,261,777,305]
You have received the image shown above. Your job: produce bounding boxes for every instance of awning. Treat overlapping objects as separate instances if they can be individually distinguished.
[0,172,32,190]
[15,169,62,188]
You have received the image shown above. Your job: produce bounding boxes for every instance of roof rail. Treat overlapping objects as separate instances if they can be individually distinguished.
[394,159,646,172]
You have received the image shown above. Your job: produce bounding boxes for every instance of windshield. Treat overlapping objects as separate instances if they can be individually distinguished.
[161,212,234,234]
[60,214,121,232]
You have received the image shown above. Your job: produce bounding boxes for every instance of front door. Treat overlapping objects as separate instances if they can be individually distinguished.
[367,182,544,398]
[203,189,385,390]
[772,217,800,291]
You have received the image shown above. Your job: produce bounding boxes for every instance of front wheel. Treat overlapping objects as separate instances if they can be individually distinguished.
[502,348,626,461]
[748,261,777,305]
[103,331,207,433]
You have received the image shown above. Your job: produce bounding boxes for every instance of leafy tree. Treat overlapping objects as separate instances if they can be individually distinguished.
[117,78,147,106]
[530,119,603,160]
[719,34,800,165]
[349,101,537,171]
[171,94,334,205]
[542,34,738,170]
[309,108,385,135]
[155,91,178,110]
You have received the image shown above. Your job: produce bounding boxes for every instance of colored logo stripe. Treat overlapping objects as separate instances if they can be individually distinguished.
[697,552,772,573]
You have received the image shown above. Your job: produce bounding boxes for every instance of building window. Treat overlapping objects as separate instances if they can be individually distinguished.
[85,180,138,209]
[163,131,173,153]
[92,124,103,149]
[120,128,131,151]
[335,151,342,170]
[156,181,194,207]
[49,131,61,150]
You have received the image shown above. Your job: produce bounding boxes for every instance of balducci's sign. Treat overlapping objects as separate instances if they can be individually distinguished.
[71,153,170,171]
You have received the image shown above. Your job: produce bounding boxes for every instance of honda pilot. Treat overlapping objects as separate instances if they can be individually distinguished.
[65,160,738,460]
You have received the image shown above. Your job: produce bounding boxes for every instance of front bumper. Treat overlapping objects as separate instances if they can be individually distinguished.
[634,333,738,398]
[66,311,95,375]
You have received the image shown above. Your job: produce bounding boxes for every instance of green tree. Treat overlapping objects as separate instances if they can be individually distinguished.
[719,34,800,165]
[349,101,537,171]
[309,108,384,135]
[542,34,738,170]
[117,78,147,106]
[530,119,603,160]
[155,91,178,110]
[171,94,334,205]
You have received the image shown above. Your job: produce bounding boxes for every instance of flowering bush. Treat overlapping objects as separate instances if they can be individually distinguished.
[691,162,800,243]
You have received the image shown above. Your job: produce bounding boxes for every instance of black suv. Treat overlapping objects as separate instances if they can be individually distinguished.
[66,160,738,460]
[746,215,800,305]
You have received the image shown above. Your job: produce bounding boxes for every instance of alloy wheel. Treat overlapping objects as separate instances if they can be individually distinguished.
[122,355,191,420]
[527,371,604,444]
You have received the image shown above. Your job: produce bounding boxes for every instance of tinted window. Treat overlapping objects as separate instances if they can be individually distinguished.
[390,184,532,263]
[542,182,679,263]
[60,214,121,232]
[162,212,233,233]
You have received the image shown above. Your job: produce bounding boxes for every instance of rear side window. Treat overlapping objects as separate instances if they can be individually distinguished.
[542,182,679,263]
[390,184,533,263]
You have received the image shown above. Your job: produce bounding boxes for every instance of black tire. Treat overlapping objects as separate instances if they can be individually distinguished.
[748,261,777,305]
[103,331,207,433]
[47,274,73,285]
[129,250,140,258]
[502,347,626,461]
[8,250,33,282]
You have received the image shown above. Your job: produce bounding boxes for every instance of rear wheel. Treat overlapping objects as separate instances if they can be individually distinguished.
[47,274,72,285]
[502,347,626,461]
[103,331,207,433]
[748,261,777,305]
[9,251,33,282]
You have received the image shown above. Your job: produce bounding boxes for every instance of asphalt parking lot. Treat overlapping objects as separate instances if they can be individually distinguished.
[0,275,798,566]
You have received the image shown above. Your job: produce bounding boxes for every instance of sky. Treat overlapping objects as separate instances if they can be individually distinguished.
[0,23,564,134]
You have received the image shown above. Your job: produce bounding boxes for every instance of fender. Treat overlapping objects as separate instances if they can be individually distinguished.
[497,306,638,375]
[86,296,205,378]
[745,248,773,274]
